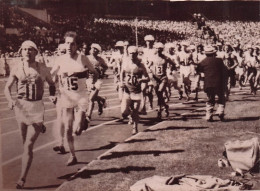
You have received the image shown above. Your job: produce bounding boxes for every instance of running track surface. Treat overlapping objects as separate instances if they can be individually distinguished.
[0,71,250,190]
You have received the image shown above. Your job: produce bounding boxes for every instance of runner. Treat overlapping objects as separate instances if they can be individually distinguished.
[108,41,126,100]
[51,31,98,166]
[179,41,195,101]
[150,42,170,119]
[51,43,67,155]
[86,43,108,119]
[120,46,149,135]
[141,35,156,113]
[223,43,238,100]
[4,40,56,189]
[164,42,183,101]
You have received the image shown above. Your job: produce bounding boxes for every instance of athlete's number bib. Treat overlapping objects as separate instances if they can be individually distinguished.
[127,74,138,86]
[26,80,37,100]
[155,65,163,75]
[59,75,79,91]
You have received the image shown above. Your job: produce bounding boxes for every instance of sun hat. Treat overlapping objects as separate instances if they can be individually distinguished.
[203,45,217,54]
[91,43,102,52]
[144,35,155,41]
[18,40,38,54]
[128,46,138,53]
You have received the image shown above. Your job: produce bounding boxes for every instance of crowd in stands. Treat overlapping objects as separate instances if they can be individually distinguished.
[0,3,259,59]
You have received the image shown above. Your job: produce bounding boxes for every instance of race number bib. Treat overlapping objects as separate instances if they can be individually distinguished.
[26,80,37,100]
[126,74,138,86]
[59,75,79,91]
[155,65,163,75]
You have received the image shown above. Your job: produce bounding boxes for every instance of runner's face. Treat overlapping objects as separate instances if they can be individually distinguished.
[21,46,37,62]
[169,48,175,54]
[65,37,77,56]
[90,47,99,56]
[146,41,154,49]
[129,52,138,60]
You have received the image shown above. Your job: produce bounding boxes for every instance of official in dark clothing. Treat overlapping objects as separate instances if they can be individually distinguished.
[197,45,228,121]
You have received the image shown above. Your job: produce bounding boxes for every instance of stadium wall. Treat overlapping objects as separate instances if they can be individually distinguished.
[6,0,259,21]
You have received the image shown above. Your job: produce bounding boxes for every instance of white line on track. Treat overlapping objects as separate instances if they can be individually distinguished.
[2,101,184,166]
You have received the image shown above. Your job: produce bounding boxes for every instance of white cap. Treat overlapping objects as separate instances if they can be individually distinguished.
[115,41,124,47]
[144,35,155,41]
[153,42,164,49]
[128,46,138,53]
[203,45,217,54]
[188,45,196,50]
[181,41,190,47]
[91,43,102,52]
[165,42,175,49]
[19,40,38,54]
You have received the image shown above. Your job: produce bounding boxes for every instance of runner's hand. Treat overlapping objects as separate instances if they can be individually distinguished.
[8,100,16,110]
[49,96,57,104]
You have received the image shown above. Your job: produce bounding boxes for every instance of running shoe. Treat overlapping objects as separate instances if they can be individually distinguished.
[165,105,169,117]
[53,146,66,154]
[132,125,138,135]
[16,178,25,189]
[67,156,77,166]
[41,124,46,133]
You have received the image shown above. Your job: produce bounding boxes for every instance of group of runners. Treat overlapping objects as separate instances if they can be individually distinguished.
[4,30,260,189]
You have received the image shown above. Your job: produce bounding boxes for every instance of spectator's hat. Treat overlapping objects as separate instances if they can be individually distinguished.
[165,42,175,49]
[58,43,66,51]
[91,43,102,52]
[128,46,138,53]
[144,35,155,41]
[138,46,144,53]
[181,41,189,47]
[203,45,217,55]
[224,42,232,49]
[216,42,223,47]
[245,44,253,50]
[188,45,196,50]
[115,41,124,47]
[19,40,38,54]
[153,42,164,49]
[254,45,260,50]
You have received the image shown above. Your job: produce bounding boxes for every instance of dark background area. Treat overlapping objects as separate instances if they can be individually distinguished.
[2,0,259,21]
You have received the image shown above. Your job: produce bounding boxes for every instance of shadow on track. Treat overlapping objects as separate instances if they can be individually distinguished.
[144,126,208,132]
[59,166,156,180]
[99,149,184,160]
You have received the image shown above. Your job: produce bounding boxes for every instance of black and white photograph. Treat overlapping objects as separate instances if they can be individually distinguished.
[0,0,259,190]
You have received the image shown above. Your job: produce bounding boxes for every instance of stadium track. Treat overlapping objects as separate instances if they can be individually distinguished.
[0,70,250,190]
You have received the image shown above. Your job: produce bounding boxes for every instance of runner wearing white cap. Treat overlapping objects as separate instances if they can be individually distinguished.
[120,46,149,134]
[86,43,108,118]
[150,42,170,119]
[109,41,127,101]
[164,42,183,101]
[4,40,56,189]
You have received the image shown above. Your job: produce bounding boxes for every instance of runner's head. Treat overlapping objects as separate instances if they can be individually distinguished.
[165,43,175,55]
[90,43,101,56]
[115,41,124,53]
[128,46,138,60]
[144,35,155,49]
[57,43,66,56]
[153,42,164,54]
[19,40,38,62]
[64,31,78,57]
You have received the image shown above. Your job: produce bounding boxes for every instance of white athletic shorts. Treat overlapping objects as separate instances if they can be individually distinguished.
[14,99,44,125]
[59,90,89,111]
[86,78,103,91]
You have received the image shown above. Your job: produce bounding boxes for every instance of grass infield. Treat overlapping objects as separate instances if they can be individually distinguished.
[57,92,260,191]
